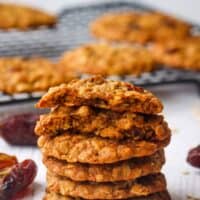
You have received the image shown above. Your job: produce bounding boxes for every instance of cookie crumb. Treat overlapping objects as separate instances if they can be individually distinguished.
[171,128,179,134]
[192,104,200,122]
[182,171,190,175]
[187,195,200,200]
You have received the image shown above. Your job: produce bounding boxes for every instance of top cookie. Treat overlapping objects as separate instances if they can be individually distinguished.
[150,36,200,71]
[36,76,163,114]
[0,3,56,30]
[0,57,73,94]
[91,11,191,44]
[60,43,156,76]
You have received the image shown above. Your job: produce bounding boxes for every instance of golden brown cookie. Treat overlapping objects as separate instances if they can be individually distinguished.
[0,3,56,30]
[0,57,74,94]
[43,150,165,182]
[59,43,156,76]
[150,36,200,70]
[35,105,170,141]
[43,191,171,200]
[36,76,163,114]
[47,172,166,199]
[38,132,170,164]
[91,11,191,44]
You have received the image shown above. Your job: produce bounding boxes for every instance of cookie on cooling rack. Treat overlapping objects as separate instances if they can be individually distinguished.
[0,57,74,94]
[59,43,156,76]
[91,11,191,44]
[150,36,200,71]
[0,3,56,30]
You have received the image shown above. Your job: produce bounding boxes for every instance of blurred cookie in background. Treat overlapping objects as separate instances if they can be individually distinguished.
[59,43,157,76]
[0,57,74,94]
[91,11,191,44]
[150,36,200,71]
[0,3,57,30]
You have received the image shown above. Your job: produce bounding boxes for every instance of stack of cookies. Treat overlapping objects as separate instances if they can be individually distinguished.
[35,76,171,200]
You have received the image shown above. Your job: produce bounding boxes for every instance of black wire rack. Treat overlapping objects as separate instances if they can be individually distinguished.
[0,1,200,105]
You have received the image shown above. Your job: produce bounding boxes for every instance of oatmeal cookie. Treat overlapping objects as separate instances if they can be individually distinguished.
[0,3,56,30]
[0,57,73,94]
[36,76,163,114]
[91,11,191,44]
[43,150,165,182]
[59,43,156,76]
[35,105,170,141]
[38,132,170,164]
[44,191,171,200]
[150,36,200,70]
[47,172,166,199]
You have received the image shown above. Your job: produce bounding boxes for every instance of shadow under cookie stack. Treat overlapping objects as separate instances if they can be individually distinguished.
[35,76,171,200]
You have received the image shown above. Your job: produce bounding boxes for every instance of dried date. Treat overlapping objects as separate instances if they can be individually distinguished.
[0,113,39,146]
[0,153,17,170]
[187,145,200,168]
[0,159,37,200]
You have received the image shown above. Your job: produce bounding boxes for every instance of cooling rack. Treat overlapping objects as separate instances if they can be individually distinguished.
[0,1,200,105]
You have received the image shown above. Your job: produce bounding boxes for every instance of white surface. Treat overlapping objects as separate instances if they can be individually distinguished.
[0,1,200,200]
[1,0,200,24]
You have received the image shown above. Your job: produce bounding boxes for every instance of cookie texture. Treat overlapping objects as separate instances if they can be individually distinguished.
[0,3,56,30]
[38,132,170,164]
[36,76,163,114]
[35,105,170,140]
[91,11,191,44]
[0,57,73,94]
[59,43,156,76]
[47,172,166,199]
[43,191,171,200]
[150,36,200,70]
[43,150,165,182]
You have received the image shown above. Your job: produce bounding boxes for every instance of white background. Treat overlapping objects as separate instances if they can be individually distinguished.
[0,1,200,200]
[1,0,200,24]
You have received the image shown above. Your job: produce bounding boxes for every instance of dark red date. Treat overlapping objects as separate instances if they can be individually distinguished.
[0,113,39,146]
[187,145,200,168]
[0,159,37,200]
